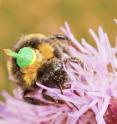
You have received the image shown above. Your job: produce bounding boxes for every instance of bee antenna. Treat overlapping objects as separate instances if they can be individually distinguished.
[58,83,63,94]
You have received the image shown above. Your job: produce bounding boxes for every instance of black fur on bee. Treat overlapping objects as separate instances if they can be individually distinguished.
[37,59,69,89]
[12,35,46,52]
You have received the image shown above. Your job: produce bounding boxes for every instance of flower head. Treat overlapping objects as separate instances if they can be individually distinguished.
[0,22,117,124]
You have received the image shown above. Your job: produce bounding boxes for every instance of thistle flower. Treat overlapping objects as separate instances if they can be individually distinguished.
[0,21,117,124]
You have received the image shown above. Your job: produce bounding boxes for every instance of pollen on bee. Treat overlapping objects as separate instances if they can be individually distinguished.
[38,43,54,59]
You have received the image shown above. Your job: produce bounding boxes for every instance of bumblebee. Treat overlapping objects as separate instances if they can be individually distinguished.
[3,34,76,105]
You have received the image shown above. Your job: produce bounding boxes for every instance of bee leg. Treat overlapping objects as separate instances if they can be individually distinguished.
[64,57,84,67]
[42,89,56,102]
[58,84,79,110]
[23,95,42,105]
[23,90,48,105]
[54,44,64,59]
[70,102,79,110]
[42,90,64,104]
[58,83,63,94]
[52,34,70,41]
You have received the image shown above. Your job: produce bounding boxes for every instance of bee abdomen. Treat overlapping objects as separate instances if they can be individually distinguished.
[37,59,68,89]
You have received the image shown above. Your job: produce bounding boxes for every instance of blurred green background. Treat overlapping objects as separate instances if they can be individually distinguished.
[0,0,117,92]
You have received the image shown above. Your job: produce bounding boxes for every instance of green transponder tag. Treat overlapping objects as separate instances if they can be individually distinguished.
[9,47,36,68]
